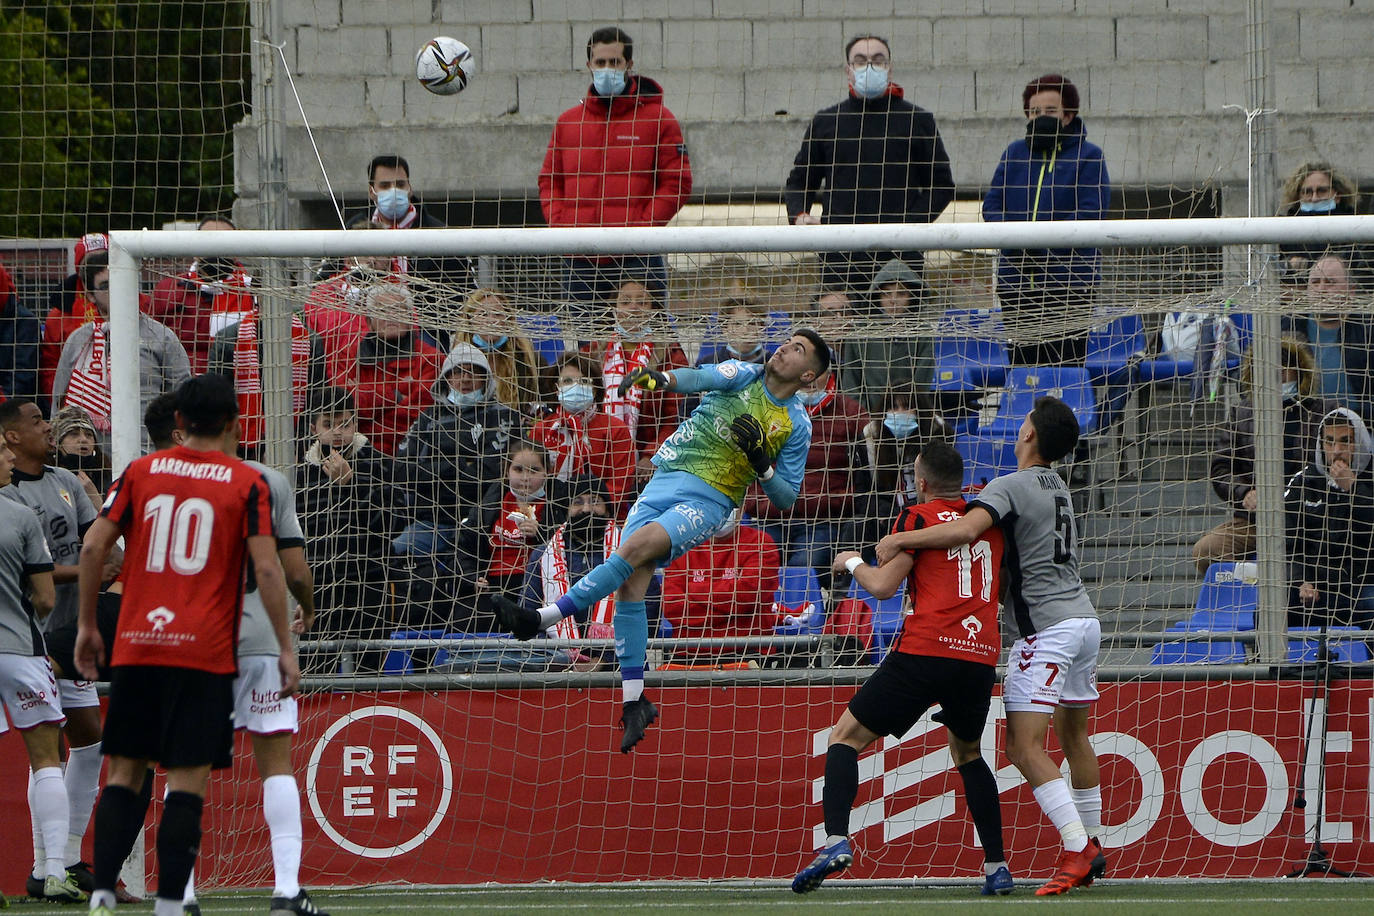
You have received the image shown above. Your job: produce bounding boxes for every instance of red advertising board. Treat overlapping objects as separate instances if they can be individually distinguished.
[3,680,1371,893]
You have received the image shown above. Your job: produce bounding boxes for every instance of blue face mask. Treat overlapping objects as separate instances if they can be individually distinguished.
[797,389,826,406]
[851,65,889,100]
[473,334,508,351]
[447,387,485,408]
[558,383,596,414]
[1298,198,1338,213]
[884,412,919,439]
[376,188,410,221]
[591,68,627,96]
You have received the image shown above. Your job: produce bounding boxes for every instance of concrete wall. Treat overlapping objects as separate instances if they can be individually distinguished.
[235,0,1374,226]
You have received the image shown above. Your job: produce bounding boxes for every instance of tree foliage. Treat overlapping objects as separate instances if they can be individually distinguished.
[0,0,249,239]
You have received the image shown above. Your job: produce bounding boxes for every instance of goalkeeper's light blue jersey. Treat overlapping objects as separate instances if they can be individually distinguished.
[651,360,812,505]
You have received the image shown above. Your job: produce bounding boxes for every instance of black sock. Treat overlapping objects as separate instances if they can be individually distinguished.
[957,757,1005,863]
[156,791,204,903]
[92,783,151,892]
[823,744,860,839]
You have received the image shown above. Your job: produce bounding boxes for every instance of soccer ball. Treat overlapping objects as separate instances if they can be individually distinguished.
[415,36,473,96]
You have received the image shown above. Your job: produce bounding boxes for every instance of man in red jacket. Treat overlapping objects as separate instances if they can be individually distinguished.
[538,26,692,304]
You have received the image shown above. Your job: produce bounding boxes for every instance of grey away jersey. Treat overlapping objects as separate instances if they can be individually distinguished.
[239,461,305,657]
[3,466,97,633]
[0,497,54,656]
[969,465,1097,637]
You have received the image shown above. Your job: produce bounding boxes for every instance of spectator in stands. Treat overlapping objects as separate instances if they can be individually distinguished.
[1277,161,1362,288]
[303,221,393,374]
[1280,252,1374,419]
[394,342,522,567]
[522,473,636,665]
[450,288,545,416]
[52,252,191,451]
[538,26,691,304]
[785,34,954,293]
[41,232,113,402]
[661,510,781,660]
[145,216,255,374]
[837,258,935,413]
[207,306,327,458]
[452,440,554,633]
[984,74,1109,367]
[696,296,773,367]
[744,364,866,590]
[347,154,472,297]
[331,283,445,455]
[582,275,689,480]
[51,405,110,503]
[532,353,636,515]
[0,262,38,402]
[1194,337,1335,574]
[297,386,400,672]
[854,383,949,555]
[1284,407,1374,630]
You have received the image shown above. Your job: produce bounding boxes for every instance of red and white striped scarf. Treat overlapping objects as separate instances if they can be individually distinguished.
[542,521,621,639]
[232,311,313,447]
[63,322,112,432]
[540,407,595,482]
[370,208,415,275]
[600,338,655,438]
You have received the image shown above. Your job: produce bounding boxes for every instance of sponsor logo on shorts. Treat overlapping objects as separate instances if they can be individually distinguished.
[17,688,51,712]
[250,686,284,717]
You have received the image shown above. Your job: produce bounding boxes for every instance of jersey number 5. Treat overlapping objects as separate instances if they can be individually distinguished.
[143,494,215,575]
[1053,494,1074,564]
[949,539,994,601]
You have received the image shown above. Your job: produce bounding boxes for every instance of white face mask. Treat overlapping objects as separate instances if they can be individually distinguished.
[558,383,596,413]
[1281,380,1300,401]
[447,387,484,408]
[375,188,410,220]
[850,64,889,99]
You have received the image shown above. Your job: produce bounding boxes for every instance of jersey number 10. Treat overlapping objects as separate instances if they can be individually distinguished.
[948,539,994,601]
[143,494,215,575]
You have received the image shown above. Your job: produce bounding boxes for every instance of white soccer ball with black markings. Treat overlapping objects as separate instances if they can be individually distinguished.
[415,36,473,96]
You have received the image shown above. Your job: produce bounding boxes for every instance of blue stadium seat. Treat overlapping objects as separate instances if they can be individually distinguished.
[382,628,448,675]
[1138,310,1252,384]
[1150,640,1248,665]
[1286,627,1371,663]
[517,312,565,366]
[933,308,1008,391]
[846,578,908,662]
[980,367,1099,439]
[773,565,826,636]
[1151,563,1258,665]
[954,435,1017,491]
[1085,314,1146,424]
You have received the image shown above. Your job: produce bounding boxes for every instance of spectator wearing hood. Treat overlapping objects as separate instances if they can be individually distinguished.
[1194,337,1338,574]
[393,341,522,563]
[538,26,691,304]
[784,34,955,293]
[0,262,38,402]
[837,258,935,413]
[983,74,1110,367]
[331,284,444,455]
[1285,406,1374,630]
[532,353,636,515]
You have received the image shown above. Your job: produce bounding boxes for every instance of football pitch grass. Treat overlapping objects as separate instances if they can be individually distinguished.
[11,881,1374,915]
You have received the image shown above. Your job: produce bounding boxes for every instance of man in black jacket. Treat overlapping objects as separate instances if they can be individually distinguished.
[1285,406,1374,630]
[784,34,954,293]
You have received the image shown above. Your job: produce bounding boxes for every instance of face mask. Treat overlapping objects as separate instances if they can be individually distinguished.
[447,387,484,408]
[558,383,596,413]
[1026,115,1064,153]
[375,188,410,220]
[1298,198,1338,213]
[1281,381,1300,401]
[884,412,919,439]
[798,389,826,406]
[591,67,626,96]
[566,511,605,543]
[473,334,508,351]
[850,65,889,100]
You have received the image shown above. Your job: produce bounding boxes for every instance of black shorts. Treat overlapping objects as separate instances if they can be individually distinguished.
[45,592,122,682]
[848,652,996,745]
[103,665,235,770]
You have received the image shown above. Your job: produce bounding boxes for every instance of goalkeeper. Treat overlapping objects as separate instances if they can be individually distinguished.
[496,329,829,752]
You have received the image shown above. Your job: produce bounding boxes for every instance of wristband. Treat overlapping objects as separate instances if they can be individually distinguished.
[844,556,864,575]
[758,465,775,482]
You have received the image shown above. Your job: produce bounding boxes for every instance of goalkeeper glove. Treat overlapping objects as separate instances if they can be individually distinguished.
[616,366,671,397]
[730,414,772,477]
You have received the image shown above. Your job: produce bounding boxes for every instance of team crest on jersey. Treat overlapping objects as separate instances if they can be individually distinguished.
[58,488,72,507]
[146,607,176,632]
[962,615,982,639]
[718,362,739,379]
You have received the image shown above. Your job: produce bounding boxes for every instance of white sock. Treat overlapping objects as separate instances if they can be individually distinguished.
[984,860,1008,876]
[29,766,70,880]
[621,678,644,703]
[154,896,184,916]
[64,741,102,866]
[537,605,563,629]
[1033,779,1088,852]
[825,834,847,847]
[30,769,44,877]
[263,775,303,898]
[91,889,117,909]
[183,864,196,904]
[1070,785,1103,841]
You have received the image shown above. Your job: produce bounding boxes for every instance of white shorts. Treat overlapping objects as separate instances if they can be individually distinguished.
[232,655,298,735]
[0,654,66,731]
[59,677,100,710]
[1003,617,1101,713]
